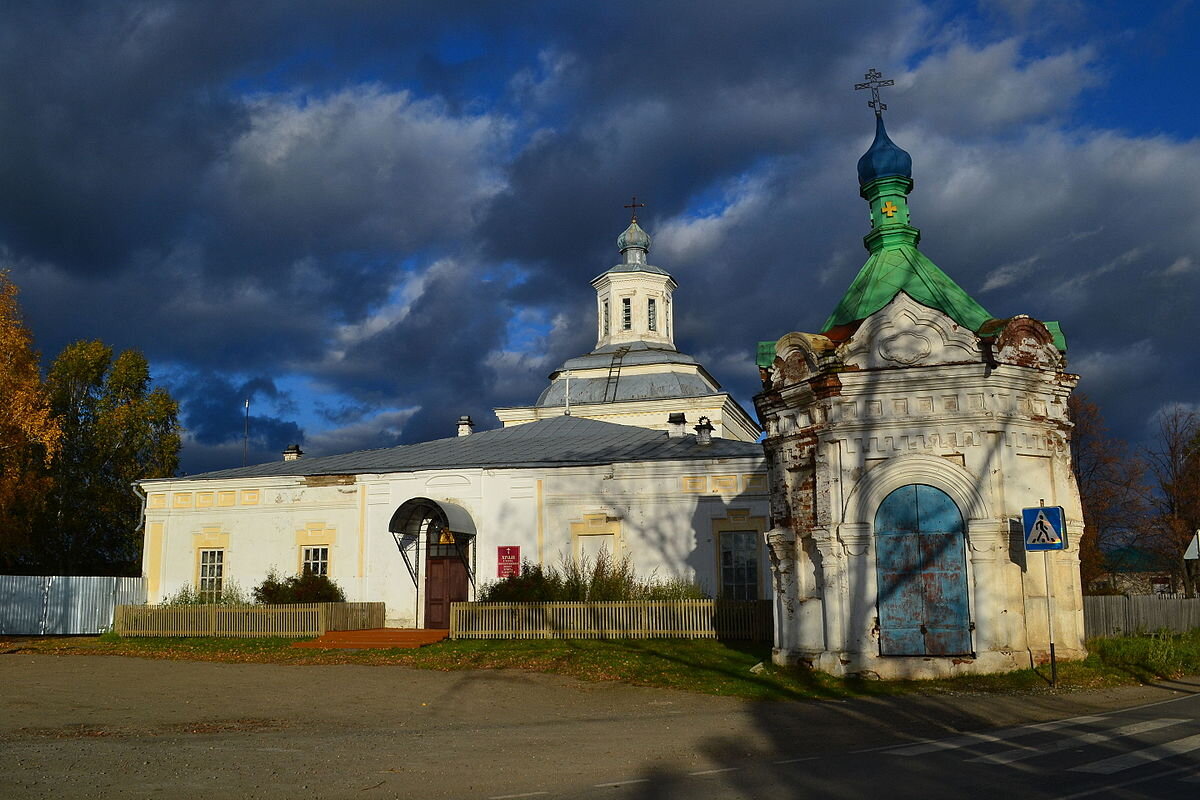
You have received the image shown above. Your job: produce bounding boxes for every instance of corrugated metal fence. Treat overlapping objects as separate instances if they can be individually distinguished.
[450,599,773,641]
[0,575,145,635]
[1084,595,1200,638]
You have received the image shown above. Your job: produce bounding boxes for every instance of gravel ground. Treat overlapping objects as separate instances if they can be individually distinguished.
[4,653,1197,799]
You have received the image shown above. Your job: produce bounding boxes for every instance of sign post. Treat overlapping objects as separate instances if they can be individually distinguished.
[1023,502,1067,687]
[1186,532,1199,598]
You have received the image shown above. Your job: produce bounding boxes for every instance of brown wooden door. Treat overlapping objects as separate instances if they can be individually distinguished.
[424,556,469,629]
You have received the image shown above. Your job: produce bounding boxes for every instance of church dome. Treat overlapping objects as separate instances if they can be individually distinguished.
[857,114,912,186]
[617,220,651,253]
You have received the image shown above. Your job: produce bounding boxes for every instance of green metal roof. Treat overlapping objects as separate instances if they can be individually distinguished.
[822,244,992,334]
[1044,321,1067,352]
[756,341,777,369]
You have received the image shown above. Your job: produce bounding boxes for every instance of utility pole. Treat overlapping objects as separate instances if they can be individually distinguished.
[242,397,250,466]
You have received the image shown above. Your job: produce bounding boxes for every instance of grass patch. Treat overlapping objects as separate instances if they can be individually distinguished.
[5,631,1199,701]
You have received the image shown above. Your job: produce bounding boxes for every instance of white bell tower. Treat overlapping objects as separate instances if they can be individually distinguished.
[591,209,677,351]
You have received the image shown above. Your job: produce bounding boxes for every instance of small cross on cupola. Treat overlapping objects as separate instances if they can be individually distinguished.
[624,195,645,223]
[854,67,895,117]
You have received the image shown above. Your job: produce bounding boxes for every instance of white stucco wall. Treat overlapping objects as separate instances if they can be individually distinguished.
[141,454,770,628]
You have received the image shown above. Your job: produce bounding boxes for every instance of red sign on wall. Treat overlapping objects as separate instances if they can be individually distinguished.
[497,546,521,578]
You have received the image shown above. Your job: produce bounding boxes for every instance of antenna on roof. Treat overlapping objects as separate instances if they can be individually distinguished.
[242,397,250,466]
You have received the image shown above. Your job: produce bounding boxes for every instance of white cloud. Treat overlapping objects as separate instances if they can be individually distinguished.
[303,407,419,456]
[653,174,771,264]
[981,254,1040,292]
[1162,256,1195,276]
[1072,339,1159,393]
[902,38,1099,133]
[211,85,513,250]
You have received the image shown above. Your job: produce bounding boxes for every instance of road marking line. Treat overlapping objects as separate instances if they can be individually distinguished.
[774,756,819,765]
[1070,732,1200,775]
[1054,762,1199,799]
[970,718,1190,764]
[689,767,739,776]
[886,717,1106,756]
[488,793,549,799]
[593,780,649,788]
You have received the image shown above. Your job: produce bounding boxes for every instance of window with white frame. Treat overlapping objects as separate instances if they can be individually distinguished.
[622,297,631,330]
[198,549,224,602]
[647,298,657,331]
[303,546,329,576]
[719,531,758,600]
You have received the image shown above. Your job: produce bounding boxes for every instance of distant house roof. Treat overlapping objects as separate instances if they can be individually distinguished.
[165,415,764,481]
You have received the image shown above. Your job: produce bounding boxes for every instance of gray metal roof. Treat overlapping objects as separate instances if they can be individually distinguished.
[594,261,672,277]
[537,341,723,407]
[536,372,720,407]
[556,341,694,371]
[172,415,764,481]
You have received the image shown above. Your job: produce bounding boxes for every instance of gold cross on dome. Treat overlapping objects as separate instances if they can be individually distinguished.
[881,201,899,217]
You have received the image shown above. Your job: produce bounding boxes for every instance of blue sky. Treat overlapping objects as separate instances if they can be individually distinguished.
[1,0,1197,474]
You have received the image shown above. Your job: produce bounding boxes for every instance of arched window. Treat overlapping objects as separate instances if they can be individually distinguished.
[874,484,971,656]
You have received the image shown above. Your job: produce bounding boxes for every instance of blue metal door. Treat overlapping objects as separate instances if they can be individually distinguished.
[874,484,971,656]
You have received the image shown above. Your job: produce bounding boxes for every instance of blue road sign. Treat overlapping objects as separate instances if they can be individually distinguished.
[1023,506,1066,551]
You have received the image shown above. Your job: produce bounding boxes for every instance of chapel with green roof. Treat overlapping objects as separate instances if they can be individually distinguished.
[752,70,1087,679]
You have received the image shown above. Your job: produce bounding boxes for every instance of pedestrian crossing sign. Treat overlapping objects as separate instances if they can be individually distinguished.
[1023,506,1067,551]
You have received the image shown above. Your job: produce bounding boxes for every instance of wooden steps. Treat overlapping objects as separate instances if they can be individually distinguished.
[292,628,448,650]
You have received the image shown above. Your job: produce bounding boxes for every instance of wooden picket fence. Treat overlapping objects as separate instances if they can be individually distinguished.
[113,602,385,638]
[1083,595,1200,638]
[449,599,772,641]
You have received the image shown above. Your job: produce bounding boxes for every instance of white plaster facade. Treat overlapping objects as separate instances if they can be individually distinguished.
[756,293,1087,678]
[140,454,770,627]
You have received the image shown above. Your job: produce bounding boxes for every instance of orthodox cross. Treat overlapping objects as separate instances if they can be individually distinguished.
[854,68,895,117]
[624,196,645,222]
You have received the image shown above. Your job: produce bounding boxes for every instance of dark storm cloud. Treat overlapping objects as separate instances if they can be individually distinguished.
[0,1,1195,473]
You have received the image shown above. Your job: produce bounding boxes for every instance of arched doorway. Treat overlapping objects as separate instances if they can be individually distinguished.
[874,484,971,656]
[389,498,476,630]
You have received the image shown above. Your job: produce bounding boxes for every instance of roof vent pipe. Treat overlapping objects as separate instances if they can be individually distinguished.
[668,412,688,438]
[283,444,304,461]
[457,415,475,437]
[694,416,714,446]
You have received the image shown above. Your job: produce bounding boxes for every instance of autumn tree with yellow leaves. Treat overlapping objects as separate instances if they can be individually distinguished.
[0,271,62,570]
[1,271,181,574]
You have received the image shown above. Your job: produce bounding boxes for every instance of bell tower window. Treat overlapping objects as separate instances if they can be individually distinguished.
[603,300,610,336]
[622,297,631,330]
[648,298,657,331]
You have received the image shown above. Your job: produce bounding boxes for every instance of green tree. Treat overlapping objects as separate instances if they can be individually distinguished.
[36,341,181,574]
[0,271,61,570]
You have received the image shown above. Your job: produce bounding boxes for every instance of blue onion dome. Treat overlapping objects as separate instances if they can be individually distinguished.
[617,220,652,253]
[857,114,912,186]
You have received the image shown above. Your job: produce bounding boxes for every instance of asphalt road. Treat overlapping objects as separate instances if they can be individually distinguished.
[3,654,1198,799]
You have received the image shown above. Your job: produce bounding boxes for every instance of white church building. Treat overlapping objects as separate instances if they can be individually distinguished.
[139,217,770,628]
